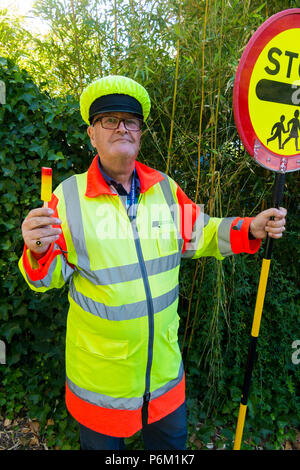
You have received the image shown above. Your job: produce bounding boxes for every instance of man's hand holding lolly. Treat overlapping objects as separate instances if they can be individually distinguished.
[21,167,62,257]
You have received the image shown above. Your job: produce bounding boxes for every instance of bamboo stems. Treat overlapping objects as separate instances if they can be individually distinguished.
[166,0,182,176]
[70,0,83,94]
[114,0,118,73]
[195,0,209,205]
[183,0,209,355]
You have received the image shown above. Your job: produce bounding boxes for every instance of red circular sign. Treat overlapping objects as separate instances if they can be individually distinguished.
[233,9,300,172]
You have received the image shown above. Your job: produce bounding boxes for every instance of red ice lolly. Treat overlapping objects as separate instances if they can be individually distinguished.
[41,167,52,207]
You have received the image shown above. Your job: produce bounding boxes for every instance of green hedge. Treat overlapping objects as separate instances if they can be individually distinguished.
[0,57,92,449]
[0,57,299,450]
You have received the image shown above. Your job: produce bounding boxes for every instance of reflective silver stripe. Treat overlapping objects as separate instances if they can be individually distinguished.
[158,173,179,230]
[66,376,143,410]
[146,251,180,277]
[78,251,181,285]
[78,262,141,285]
[66,361,183,410]
[69,281,179,320]
[150,360,184,401]
[25,256,58,288]
[181,212,210,258]
[62,176,91,270]
[61,254,75,282]
[218,217,236,257]
[158,173,183,252]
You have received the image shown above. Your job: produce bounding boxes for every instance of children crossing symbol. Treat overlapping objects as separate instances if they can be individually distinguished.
[267,110,300,152]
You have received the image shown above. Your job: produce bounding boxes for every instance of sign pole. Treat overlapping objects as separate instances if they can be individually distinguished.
[233,171,285,450]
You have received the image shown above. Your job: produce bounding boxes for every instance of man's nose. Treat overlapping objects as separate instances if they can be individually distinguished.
[116,119,127,132]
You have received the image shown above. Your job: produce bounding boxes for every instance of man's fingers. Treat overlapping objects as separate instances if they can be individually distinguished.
[264,208,286,220]
[27,207,54,218]
[275,207,287,218]
[25,216,61,230]
[267,231,284,239]
[278,206,287,216]
[29,227,62,239]
[21,207,63,253]
[266,218,286,228]
[266,225,285,234]
[263,206,287,218]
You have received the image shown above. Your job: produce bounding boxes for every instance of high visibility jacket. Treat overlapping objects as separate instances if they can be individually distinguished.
[19,155,261,437]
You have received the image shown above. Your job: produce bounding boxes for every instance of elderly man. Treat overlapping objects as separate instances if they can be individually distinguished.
[19,75,287,451]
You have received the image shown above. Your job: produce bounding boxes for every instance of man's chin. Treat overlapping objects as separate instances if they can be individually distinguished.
[110,144,137,159]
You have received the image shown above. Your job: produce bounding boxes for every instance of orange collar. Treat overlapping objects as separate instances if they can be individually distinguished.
[85,154,165,198]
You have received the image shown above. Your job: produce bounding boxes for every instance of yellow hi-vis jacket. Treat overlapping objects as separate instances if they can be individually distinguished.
[19,155,261,437]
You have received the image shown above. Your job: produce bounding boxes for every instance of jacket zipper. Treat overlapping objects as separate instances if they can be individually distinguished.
[129,195,154,426]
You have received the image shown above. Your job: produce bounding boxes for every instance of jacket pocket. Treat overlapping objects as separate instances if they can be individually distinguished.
[72,331,129,360]
[154,224,178,256]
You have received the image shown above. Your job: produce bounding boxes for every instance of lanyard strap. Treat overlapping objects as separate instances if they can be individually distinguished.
[128,168,136,220]
[130,167,136,206]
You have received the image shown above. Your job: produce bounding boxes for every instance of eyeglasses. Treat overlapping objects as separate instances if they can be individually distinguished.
[92,115,143,131]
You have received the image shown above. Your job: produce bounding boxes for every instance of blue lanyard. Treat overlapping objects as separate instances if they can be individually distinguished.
[130,168,136,206]
[128,168,136,220]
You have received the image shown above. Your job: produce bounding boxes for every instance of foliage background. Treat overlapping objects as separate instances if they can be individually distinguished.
[0,0,299,450]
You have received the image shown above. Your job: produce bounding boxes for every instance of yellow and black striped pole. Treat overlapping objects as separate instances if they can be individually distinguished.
[233,172,285,450]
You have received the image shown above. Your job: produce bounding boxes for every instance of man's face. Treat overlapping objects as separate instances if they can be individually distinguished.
[87,111,142,164]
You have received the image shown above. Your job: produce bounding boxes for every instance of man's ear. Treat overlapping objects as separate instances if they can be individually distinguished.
[87,125,96,148]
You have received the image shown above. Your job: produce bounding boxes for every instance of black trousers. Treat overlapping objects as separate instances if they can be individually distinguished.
[79,401,187,450]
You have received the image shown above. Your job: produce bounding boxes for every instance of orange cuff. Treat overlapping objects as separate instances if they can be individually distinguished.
[230,217,261,254]
[22,243,62,281]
